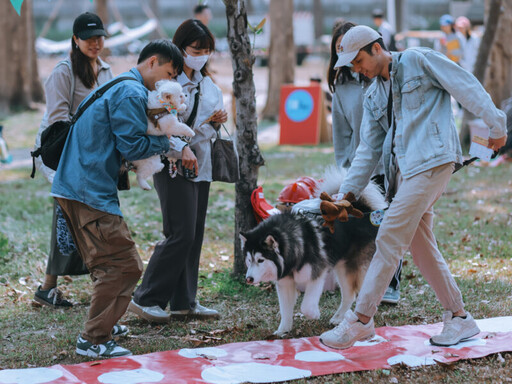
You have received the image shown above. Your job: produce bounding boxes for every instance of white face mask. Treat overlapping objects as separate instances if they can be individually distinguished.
[184,53,209,71]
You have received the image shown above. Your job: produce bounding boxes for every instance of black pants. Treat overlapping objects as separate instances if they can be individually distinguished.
[133,168,210,311]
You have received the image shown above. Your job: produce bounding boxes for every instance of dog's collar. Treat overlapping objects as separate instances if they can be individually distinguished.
[158,96,178,116]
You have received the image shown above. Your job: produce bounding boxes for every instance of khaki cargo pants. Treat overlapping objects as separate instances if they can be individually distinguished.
[56,198,142,345]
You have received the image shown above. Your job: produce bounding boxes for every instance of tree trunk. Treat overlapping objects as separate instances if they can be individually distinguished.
[261,0,295,120]
[313,0,323,39]
[95,0,111,58]
[0,0,43,115]
[459,0,502,150]
[223,0,265,276]
[95,0,109,27]
[485,0,512,107]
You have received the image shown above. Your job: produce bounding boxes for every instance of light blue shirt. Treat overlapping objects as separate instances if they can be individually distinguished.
[52,68,170,216]
[339,48,506,199]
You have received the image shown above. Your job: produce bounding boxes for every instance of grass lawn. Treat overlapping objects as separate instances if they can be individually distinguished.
[1,110,511,382]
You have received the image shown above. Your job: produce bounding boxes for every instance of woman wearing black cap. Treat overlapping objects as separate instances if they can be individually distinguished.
[33,12,113,309]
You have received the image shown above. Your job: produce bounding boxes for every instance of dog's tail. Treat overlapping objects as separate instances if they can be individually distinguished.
[314,164,387,211]
[314,164,346,197]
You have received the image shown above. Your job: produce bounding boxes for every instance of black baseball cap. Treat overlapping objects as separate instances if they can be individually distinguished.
[73,12,107,40]
[372,8,384,18]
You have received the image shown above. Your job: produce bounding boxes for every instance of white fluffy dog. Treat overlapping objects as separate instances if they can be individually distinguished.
[133,80,195,190]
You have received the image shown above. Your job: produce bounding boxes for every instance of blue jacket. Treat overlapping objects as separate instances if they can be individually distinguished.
[339,48,507,199]
[52,68,170,216]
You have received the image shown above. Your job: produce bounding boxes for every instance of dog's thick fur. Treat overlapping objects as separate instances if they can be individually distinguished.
[241,167,386,336]
[133,80,194,190]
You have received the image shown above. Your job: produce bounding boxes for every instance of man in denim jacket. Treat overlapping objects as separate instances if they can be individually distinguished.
[320,26,507,350]
[52,40,183,358]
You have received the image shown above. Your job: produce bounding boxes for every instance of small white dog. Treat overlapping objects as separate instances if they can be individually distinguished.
[133,80,195,190]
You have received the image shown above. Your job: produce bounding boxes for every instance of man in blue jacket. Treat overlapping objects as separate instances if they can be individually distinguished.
[51,40,183,358]
[319,26,507,349]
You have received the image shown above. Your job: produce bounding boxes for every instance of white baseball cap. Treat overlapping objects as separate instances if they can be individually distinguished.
[335,25,381,69]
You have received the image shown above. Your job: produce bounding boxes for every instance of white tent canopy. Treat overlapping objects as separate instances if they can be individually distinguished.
[36,19,158,54]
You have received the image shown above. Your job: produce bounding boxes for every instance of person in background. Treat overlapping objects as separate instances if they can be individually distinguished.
[130,19,227,323]
[436,14,465,65]
[455,16,480,73]
[372,8,396,51]
[328,21,402,305]
[193,4,212,27]
[51,39,183,358]
[33,12,113,309]
[319,25,506,350]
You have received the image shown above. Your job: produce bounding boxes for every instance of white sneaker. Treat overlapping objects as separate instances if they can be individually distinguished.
[430,311,480,346]
[171,301,220,320]
[319,310,375,349]
[127,299,170,323]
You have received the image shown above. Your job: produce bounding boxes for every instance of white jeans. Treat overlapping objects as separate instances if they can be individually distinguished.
[355,162,464,318]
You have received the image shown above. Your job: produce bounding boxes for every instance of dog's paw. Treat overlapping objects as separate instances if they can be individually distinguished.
[138,180,152,191]
[301,306,320,320]
[273,329,291,338]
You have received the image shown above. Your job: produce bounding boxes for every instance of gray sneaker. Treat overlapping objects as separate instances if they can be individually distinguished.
[171,301,220,320]
[320,310,375,349]
[127,299,170,323]
[381,286,400,305]
[76,336,132,358]
[430,311,480,346]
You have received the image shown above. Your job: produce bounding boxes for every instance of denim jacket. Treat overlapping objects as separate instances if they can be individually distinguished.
[339,47,506,200]
[52,68,170,216]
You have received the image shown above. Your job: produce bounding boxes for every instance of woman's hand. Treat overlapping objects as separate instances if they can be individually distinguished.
[182,145,198,176]
[209,109,228,124]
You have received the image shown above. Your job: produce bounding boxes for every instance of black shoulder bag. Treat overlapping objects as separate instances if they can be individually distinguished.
[31,76,137,178]
[211,124,240,183]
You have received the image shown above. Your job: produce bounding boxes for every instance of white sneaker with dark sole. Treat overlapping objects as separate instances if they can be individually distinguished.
[112,324,129,337]
[429,311,480,346]
[320,310,375,349]
[76,336,132,358]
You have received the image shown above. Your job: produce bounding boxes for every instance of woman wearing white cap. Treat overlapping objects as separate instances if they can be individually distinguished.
[33,12,113,308]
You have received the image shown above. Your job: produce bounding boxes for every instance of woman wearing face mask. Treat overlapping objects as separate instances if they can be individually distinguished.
[33,12,113,308]
[130,19,227,322]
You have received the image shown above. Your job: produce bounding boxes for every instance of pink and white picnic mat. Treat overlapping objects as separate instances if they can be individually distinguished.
[1,316,511,384]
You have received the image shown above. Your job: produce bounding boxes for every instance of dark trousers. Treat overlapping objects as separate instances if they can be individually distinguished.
[133,169,210,311]
[55,198,142,344]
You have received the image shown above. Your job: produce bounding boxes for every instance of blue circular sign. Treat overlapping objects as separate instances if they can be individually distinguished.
[285,90,314,122]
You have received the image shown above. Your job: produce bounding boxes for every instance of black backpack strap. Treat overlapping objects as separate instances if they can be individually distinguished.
[185,83,201,127]
[70,76,138,124]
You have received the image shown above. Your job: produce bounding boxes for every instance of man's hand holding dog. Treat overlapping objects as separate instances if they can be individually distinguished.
[182,145,198,176]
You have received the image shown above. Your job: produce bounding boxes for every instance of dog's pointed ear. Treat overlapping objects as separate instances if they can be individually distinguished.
[239,233,247,249]
[264,235,279,253]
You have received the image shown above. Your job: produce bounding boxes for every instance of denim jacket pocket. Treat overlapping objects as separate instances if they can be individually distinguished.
[401,78,423,110]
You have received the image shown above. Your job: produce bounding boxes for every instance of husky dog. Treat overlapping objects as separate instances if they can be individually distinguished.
[240,168,386,336]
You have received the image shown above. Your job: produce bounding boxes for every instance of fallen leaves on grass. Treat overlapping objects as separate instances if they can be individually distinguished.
[433,359,458,370]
